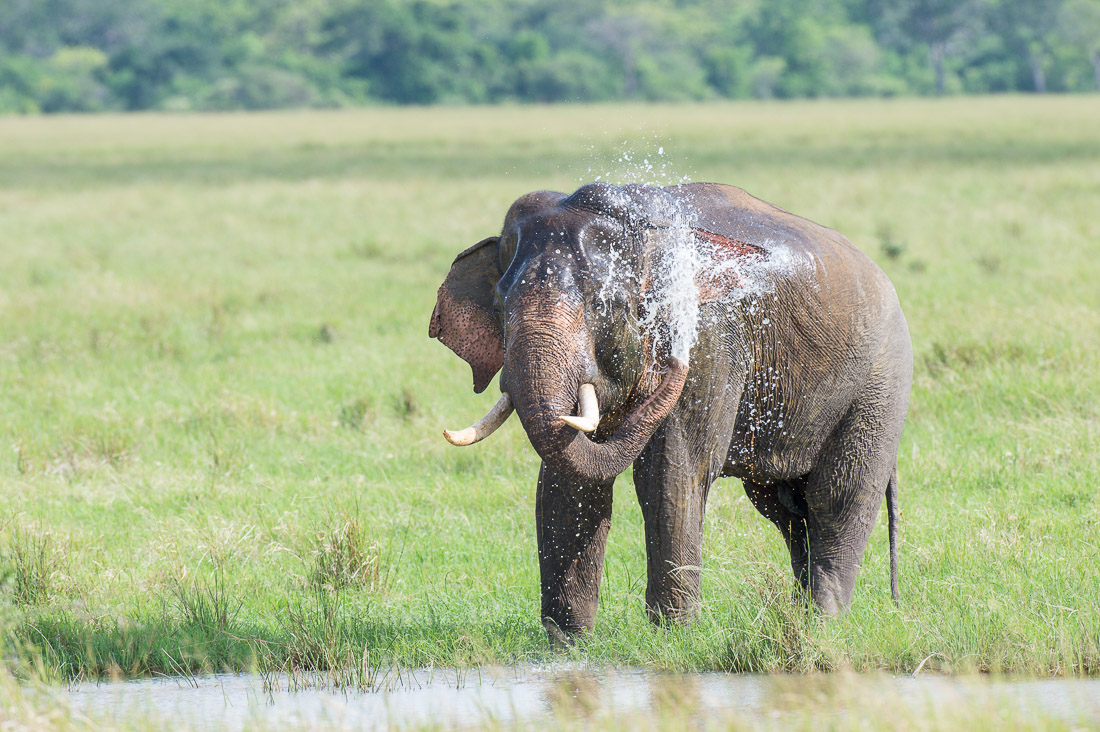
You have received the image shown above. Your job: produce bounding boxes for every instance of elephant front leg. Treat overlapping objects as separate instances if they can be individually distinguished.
[632,425,714,624]
[536,463,614,645]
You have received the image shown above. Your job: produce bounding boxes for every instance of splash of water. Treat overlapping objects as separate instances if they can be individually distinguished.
[579,138,793,372]
[659,225,701,363]
[583,135,692,188]
[638,212,700,364]
[583,138,700,365]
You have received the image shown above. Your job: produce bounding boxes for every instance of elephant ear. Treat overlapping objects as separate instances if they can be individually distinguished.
[641,223,766,305]
[429,236,505,394]
[690,227,767,304]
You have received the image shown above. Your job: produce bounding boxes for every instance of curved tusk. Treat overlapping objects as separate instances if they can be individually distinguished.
[560,415,597,432]
[443,392,514,446]
[559,383,600,433]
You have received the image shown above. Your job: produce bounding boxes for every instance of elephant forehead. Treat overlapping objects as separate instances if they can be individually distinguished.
[512,211,626,259]
[565,182,634,215]
[515,208,587,240]
[565,181,672,220]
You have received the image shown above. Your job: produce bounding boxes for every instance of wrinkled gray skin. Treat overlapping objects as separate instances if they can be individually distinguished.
[430,182,912,644]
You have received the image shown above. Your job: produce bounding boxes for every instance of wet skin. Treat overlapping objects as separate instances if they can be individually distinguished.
[431,182,912,640]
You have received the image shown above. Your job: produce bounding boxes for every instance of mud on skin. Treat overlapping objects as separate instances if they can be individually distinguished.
[431,182,912,642]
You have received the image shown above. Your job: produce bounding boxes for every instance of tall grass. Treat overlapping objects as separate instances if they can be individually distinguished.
[0,97,1097,679]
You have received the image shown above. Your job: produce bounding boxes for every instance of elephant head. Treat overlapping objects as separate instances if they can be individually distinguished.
[430,183,759,485]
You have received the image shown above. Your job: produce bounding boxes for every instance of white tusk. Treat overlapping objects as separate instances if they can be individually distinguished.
[560,415,597,432]
[559,383,600,433]
[443,392,514,446]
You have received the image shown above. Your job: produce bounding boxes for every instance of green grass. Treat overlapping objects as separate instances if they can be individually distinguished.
[0,97,1098,682]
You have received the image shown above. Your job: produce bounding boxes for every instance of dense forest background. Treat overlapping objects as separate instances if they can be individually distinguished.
[2,0,1099,113]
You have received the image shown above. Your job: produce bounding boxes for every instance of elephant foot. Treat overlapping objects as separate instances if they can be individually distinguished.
[646,606,700,626]
[644,591,701,626]
[813,593,842,616]
[542,617,583,649]
[808,567,854,616]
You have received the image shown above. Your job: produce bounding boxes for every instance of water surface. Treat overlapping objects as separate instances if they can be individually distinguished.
[64,666,1100,730]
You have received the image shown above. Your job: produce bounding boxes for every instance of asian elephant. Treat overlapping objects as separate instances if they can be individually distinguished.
[429,182,912,643]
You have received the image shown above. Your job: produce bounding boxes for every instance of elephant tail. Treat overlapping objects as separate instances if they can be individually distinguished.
[887,466,900,606]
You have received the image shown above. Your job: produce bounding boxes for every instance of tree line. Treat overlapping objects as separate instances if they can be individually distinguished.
[2,0,1099,113]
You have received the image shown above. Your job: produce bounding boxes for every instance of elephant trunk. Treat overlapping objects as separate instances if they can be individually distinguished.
[506,310,688,485]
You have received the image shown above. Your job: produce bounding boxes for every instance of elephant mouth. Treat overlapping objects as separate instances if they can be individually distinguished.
[558,383,601,433]
[443,357,688,485]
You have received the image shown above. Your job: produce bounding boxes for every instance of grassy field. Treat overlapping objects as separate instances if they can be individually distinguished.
[0,97,1098,687]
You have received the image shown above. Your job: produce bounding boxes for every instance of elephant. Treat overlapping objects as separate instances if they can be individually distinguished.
[429,182,912,642]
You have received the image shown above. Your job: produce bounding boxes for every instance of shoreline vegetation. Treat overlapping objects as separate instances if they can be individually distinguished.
[0,98,1097,691]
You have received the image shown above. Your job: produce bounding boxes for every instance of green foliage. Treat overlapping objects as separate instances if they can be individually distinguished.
[2,0,1100,113]
[0,48,113,113]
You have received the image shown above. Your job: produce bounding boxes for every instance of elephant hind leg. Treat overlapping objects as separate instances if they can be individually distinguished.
[803,405,904,615]
[743,479,809,591]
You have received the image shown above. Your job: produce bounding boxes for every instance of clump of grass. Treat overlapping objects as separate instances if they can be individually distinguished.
[721,563,837,673]
[82,431,133,471]
[258,515,400,687]
[921,338,1029,374]
[13,442,32,475]
[308,518,385,593]
[32,429,135,483]
[0,520,68,607]
[394,388,419,420]
[337,397,371,430]
[877,225,906,261]
[347,239,385,259]
[167,564,242,634]
[206,302,227,341]
[278,591,348,671]
[258,589,386,692]
[976,252,1002,274]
